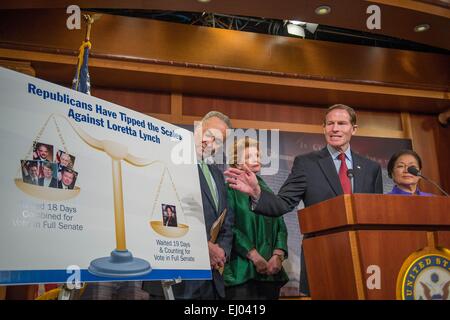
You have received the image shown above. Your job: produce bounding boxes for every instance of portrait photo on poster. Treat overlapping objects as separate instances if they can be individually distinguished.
[162,204,178,227]
[58,167,78,190]
[32,141,54,162]
[21,160,41,186]
[56,149,76,169]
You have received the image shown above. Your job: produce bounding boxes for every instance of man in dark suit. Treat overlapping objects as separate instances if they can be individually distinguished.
[143,111,234,300]
[23,162,40,185]
[225,104,383,294]
[33,143,52,162]
[58,168,76,190]
[170,111,234,300]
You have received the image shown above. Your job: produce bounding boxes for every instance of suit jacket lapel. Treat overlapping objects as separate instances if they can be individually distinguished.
[351,151,366,193]
[317,147,343,196]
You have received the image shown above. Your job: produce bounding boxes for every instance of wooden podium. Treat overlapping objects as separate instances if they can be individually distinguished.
[298,194,450,300]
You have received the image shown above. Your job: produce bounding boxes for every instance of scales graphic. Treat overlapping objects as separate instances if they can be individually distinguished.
[15,113,190,277]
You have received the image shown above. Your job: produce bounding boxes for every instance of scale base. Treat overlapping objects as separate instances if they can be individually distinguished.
[88,249,152,278]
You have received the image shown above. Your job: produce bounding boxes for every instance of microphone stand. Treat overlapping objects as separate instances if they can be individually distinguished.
[408,166,449,196]
[418,174,449,196]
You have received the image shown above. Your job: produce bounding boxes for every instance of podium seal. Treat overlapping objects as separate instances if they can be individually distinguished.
[396,247,450,300]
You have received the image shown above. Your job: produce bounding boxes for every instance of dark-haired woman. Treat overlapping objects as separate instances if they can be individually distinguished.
[387,149,433,196]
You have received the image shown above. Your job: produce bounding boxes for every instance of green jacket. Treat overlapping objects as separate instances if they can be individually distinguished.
[224,176,289,287]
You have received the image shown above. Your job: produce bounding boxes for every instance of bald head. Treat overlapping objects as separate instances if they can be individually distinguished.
[195,112,232,161]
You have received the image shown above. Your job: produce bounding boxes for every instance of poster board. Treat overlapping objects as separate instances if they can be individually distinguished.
[0,67,210,285]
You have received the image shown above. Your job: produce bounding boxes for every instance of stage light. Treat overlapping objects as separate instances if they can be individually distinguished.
[304,23,318,34]
[315,6,331,15]
[197,0,211,3]
[287,23,305,38]
[286,20,319,36]
[438,109,450,127]
[414,24,430,32]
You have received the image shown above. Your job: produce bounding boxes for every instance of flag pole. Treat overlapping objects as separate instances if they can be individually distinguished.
[77,13,151,278]
[83,14,99,41]
[72,14,100,94]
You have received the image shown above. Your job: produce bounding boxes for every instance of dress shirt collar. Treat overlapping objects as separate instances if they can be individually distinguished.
[327,144,352,161]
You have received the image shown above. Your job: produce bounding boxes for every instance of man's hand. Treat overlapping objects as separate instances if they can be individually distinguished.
[247,249,268,274]
[224,164,261,199]
[208,241,226,270]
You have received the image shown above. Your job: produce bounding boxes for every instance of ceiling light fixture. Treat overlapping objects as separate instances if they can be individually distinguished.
[414,24,430,32]
[315,6,331,15]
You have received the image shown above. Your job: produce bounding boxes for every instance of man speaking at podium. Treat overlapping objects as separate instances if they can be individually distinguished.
[225,104,383,294]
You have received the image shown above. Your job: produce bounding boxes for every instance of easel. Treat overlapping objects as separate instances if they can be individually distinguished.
[161,279,182,300]
[57,284,81,300]
[34,283,85,300]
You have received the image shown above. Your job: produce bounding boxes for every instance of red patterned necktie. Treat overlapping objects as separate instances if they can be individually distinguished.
[338,153,352,194]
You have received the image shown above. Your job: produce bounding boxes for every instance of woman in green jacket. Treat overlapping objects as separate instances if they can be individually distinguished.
[224,138,289,300]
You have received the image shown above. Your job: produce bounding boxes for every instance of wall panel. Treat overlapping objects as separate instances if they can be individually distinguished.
[91,88,171,115]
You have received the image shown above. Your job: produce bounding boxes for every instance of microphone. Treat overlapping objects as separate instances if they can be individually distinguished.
[407,166,449,196]
[406,166,420,176]
[347,169,354,179]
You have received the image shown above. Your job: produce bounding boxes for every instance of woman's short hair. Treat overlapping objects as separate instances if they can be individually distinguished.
[387,149,422,178]
[229,137,259,168]
[42,161,54,170]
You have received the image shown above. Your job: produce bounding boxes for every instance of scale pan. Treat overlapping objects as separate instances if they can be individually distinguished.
[150,220,189,238]
[15,179,80,201]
